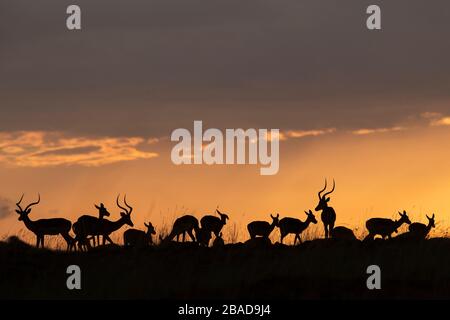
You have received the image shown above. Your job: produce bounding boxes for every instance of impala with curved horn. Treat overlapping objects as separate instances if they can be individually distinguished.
[15,194,74,250]
[73,194,133,250]
[315,179,337,239]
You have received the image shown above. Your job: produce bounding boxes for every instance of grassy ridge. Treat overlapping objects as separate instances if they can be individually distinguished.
[1,236,450,300]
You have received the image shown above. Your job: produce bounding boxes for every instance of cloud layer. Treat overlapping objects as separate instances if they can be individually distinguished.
[0,197,13,220]
[0,131,158,168]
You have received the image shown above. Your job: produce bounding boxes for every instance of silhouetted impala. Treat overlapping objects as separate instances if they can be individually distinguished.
[247,214,279,239]
[123,222,156,247]
[162,215,200,243]
[315,179,337,238]
[409,214,435,239]
[279,210,317,244]
[365,210,411,240]
[15,194,74,250]
[331,226,357,241]
[201,209,229,238]
[93,203,110,246]
[73,194,133,250]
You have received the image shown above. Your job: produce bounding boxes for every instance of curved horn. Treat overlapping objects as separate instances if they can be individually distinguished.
[318,179,328,199]
[24,194,40,212]
[116,194,127,213]
[323,179,336,198]
[123,195,133,214]
[16,194,25,211]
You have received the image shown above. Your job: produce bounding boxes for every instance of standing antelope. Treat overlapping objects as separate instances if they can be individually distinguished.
[15,194,74,250]
[315,179,337,239]
[201,209,229,238]
[162,215,200,243]
[408,214,435,239]
[247,214,280,240]
[279,210,317,245]
[93,203,110,246]
[365,210,411,240]
[123,222,156,247]
[73,194,134,250]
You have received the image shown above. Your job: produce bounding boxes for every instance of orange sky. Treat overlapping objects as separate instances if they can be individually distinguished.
[1,118,450,243]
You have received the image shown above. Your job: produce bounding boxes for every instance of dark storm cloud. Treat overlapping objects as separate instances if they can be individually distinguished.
[1,0,449,137]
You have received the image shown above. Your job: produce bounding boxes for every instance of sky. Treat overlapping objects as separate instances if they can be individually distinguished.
[1,1,450,242]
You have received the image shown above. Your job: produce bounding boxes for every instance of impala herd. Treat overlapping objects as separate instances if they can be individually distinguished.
[13,180,437,251]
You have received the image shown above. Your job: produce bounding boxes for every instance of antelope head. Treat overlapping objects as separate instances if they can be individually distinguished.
[427,214,436,228]
[397,210,411,225]
[315,179,335,212]
[95,203,110,218]
[216,208,230,224]
[16,194,40,221]
[116,194,134,227]
[144,222,156,235]
[305,210,318,224]
[270,214,280,226]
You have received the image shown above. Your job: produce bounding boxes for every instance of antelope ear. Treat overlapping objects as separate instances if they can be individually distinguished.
[398,211,403,217]
[432,214,435,219]
[26,209,31,214]
[15,210,21,215]
[120,212,126,217]
[326,197,330,202]
[276,214,280,218]
[144,223,149,227]
[304,211,309,215]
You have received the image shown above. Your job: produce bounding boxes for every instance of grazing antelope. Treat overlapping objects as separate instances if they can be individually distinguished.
[73,194,134,250]
[331,226,357,241]
[196,228,212,247]
[213,232,225,247]
[163,215,200,243]
[315,179,337,239]
[365,210,411,240]
[15,194,74,250]
[408,214,435,239]
[200,209,229,238]
[123,222,156,247]
[247,214,280,240]
[279,210,317,245]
